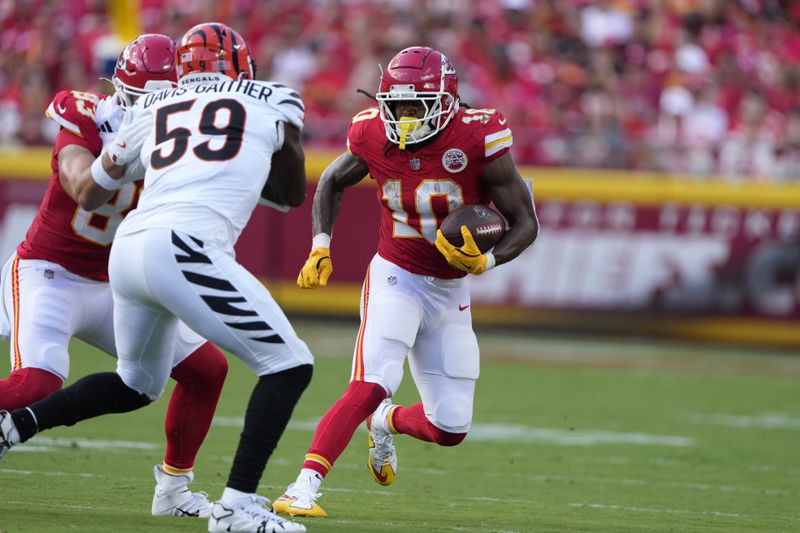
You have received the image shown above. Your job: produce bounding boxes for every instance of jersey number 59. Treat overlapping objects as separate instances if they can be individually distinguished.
[151,98,247,169]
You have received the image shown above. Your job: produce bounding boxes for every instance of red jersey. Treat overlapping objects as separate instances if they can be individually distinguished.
[17,90,139,282]
[347,106,512,279]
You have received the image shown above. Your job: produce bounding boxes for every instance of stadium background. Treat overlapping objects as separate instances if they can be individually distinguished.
[1,0,799,346]
[0,2,799,532]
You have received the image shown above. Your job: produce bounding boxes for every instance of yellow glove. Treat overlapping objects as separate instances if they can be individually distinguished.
[435,226,493,275]
[297,247,333,288]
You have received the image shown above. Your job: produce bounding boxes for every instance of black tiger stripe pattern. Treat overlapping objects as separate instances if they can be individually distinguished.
[171,231,285,344]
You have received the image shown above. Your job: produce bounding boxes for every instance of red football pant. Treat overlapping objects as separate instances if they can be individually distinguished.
[303,380,387,477]
[391,402,467,446]
[164,342,228,471]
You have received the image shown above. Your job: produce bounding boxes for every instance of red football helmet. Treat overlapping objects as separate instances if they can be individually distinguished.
[112,33,178,107]
[376,46,459,146]
[176,22,255,81]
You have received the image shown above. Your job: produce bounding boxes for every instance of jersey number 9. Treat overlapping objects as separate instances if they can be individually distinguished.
[151,98,246,169]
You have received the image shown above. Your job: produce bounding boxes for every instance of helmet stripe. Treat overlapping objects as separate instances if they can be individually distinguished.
[188,28,207,47]
[229,29,241,76]
[208,23,225,49]
[208,23,226,74]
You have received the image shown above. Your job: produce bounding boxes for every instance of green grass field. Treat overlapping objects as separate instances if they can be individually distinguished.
[0,318,798,532]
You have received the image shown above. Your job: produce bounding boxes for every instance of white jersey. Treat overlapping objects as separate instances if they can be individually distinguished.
[117,74,304,248]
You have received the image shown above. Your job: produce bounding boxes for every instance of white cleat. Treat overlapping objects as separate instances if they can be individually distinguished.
[272,478,327,518]
[367,399,398,486]
[208,494,306,532]
[0,410,17,459]
[151,464,212,518]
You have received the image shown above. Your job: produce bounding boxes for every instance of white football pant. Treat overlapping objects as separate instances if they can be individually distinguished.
[0,255,205,381]
[354,254,479,434]
[109,228,313,399]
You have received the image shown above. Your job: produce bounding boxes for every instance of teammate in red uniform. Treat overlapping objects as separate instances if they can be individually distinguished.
[273,46,539,517]
[0,34,228,518]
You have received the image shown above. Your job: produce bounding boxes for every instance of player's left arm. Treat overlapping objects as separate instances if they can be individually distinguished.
[261,122,306,207]
[480,152,539,266]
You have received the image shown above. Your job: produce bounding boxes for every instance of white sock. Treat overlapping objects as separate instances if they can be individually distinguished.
[297,468,323,493]
[220,487,253,505]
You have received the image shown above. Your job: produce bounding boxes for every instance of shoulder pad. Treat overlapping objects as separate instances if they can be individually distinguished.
[459,108,512,159]
[347,107,381,154]
[351,107,380,125]
[263,82,304,130]
[46,90,103,138]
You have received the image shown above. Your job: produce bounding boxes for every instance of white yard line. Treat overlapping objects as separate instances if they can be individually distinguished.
[4,465,786,501]
[466,424,694,447]
[16,435,158,451]
[530,474,789,496]
[687,412,800,430]
[0,467,98,478]
[215,416,695,447]
[467,496,535,505]
[570,501,800,523]
[4,500,120,511]
[570,502,742,518]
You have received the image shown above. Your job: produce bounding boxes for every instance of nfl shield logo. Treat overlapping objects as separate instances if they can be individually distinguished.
[409,158,421,170]
[387,276,397,286]
[442,148,468,173]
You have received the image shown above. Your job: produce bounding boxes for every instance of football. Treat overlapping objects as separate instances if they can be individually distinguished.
[440,204,506,253]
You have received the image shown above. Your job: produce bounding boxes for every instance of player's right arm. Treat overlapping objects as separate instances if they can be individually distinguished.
[312,151,369,237]
[296,151,369,288]
[47,90,128,211]
[58,144,123,211]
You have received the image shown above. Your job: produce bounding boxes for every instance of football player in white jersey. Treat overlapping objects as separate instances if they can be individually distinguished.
[0,22,312,533]
[0,33,228,519]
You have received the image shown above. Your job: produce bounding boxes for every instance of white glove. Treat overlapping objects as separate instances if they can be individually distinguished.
[105,108,151,166]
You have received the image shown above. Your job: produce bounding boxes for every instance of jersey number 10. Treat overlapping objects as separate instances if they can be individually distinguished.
[382,179,464,243]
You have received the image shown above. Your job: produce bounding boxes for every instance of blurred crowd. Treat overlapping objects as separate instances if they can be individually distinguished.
[2,0,800,180]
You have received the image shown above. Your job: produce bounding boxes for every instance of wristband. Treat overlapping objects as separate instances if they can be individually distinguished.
[312,233,332,249]
[91,156,123,191]
[484,252,496,271]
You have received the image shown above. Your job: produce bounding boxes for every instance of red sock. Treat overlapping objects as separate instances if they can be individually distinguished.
[0,368,63,410]
[391,402,467,446]
[163,342,228,471]
[302,380,387,477]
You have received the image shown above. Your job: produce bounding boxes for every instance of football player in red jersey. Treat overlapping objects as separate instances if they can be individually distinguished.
[0,34,228,518]
[273,46,539,517]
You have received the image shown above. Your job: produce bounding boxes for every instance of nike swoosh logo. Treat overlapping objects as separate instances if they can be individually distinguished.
[499,117,507,125]
[371,464,390,484]
[57,104,67,114]
[116,141,127,149]
[459,305,470,311]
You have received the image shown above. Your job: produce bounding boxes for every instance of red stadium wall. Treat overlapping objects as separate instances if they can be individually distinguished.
[1,148,799,347]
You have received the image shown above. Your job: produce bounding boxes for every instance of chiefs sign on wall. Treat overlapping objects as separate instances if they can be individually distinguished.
[473,200,800,318]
